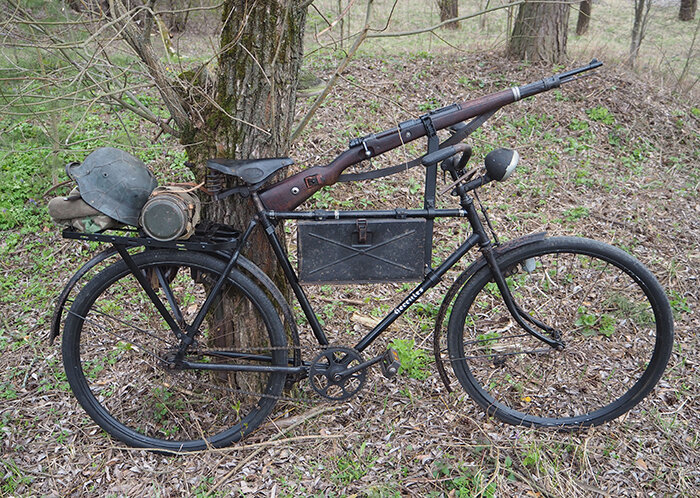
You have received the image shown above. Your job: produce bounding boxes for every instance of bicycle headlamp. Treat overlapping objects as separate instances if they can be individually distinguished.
[484,148,519,181]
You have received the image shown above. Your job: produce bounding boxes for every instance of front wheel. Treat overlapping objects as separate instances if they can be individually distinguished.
[447,237,673,427]
[62,250,287,452]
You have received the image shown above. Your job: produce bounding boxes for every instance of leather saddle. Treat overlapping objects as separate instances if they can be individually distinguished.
[206,157,294,185]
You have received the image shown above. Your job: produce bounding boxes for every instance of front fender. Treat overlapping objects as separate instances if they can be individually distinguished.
[432,232,547,391]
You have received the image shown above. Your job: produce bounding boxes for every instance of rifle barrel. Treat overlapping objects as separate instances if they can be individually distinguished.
[516,59,603,100]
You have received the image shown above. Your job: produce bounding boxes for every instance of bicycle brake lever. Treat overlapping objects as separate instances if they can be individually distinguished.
[441,145,473,181]
[456,145,473,171]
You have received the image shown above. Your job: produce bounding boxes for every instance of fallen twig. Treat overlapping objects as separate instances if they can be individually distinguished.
[204,405,337,497]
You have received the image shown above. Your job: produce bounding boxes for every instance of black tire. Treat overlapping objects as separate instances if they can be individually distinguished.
[447,237,673,427]
[62,250,287,451]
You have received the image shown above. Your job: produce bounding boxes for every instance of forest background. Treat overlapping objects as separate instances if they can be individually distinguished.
[0,0,698,495]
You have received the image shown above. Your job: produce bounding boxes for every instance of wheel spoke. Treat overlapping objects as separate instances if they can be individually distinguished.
[62,250,287,451]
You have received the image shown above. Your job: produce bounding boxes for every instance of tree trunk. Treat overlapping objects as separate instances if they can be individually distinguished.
[182,1,306,359]
[480,0,491,30]
[437,0,459,29]
[630,0,652,68]
[106,0,305,387]
[164,0,191,33]
[338,0,345,49]
[184,1,306,285]
[576,0,592,35]
[110,0,305,358]
[67,0,110,16]
[508,0,571,63]
[679,0,697,21]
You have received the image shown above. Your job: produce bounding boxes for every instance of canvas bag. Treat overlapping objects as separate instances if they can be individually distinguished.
[48,187,119,233]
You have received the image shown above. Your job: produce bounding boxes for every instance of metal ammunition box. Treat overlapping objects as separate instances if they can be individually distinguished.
[298,218,426,284]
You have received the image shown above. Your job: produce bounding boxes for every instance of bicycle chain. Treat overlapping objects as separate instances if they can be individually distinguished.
[72,310,387,404]
[71,309,326,404]
[160,342,364,404]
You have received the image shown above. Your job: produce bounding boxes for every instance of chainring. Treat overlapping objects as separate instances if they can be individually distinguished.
[309,346,366,401]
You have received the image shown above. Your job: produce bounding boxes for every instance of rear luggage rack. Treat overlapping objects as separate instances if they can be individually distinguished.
[61,223,240,253]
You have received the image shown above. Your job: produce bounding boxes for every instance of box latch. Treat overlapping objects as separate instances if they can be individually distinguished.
[356,219,368,244]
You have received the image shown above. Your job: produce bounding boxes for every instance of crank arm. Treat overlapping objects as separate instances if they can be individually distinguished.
[324,354,384,380]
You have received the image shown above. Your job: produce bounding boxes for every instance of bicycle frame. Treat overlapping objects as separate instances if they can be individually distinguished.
[175,174,562,375]
[55,58,677,444]
[230,65,613,363]
[253,192,483,355]
[59,61,604,374]
[169,64,609,373]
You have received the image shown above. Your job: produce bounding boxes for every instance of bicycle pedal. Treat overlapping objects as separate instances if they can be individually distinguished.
[381,348,401,379]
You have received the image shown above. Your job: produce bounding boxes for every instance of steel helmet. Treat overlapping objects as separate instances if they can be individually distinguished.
[67,147,158,226]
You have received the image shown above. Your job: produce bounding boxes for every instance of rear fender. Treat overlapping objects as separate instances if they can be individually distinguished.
[49,248,119,344]
[432,232,547,391]
[216,252,302,371]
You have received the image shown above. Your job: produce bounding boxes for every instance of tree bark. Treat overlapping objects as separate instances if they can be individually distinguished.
[184,1,306,287]
[507,0,571,63]
[184,1,306,365]
[576,0,592,35]
[679,0,697,21]
[107,0,305,359]
[437,0,459,29]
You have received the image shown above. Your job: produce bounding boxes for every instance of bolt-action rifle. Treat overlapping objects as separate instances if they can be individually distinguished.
[260,59,603,212]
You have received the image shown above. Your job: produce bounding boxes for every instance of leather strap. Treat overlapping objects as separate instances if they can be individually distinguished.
[338,110,497,182]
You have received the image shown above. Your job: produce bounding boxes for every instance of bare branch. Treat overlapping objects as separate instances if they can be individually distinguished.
[109,0,191,132]
[317,0,357,38]
[676,17,700,89]
[152,2,225,16]
[366,1,527,38]
[3,1,170,120]
[291,0,374,142]
[373,0,400,33]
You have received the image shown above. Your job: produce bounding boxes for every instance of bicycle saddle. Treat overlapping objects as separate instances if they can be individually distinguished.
[207,157,294,185]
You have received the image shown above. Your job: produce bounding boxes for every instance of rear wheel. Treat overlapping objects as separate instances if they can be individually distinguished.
[447,237,673,427]
[62,250,287,451]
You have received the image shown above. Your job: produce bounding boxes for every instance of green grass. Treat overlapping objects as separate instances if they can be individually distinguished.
[432,457,498,497]
[1,458,32,494]
[389,338,431,380]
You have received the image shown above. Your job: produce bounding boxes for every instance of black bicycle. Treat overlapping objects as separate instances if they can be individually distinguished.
[54,60,674,452]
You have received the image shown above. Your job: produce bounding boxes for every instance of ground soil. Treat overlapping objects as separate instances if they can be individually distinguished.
[1,53,699,496]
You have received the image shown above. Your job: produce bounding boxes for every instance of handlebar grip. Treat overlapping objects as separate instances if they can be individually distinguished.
[421,146,457,166]
[422,143,471,167]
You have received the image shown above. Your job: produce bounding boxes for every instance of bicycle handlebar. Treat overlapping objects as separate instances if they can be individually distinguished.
[259,60,603,212]
[421,143,471,167]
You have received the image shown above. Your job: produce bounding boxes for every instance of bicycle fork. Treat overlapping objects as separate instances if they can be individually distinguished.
[458,185,564,350]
